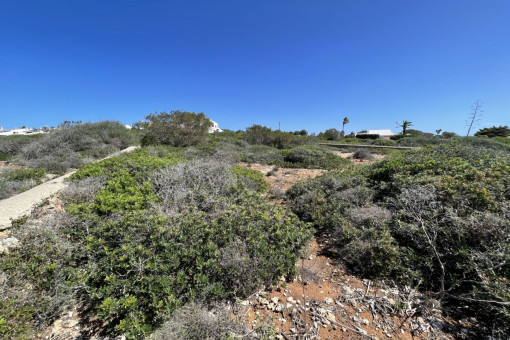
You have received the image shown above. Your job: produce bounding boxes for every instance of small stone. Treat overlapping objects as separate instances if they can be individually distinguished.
[258,297,269,305]
[290,327,297,333]
[286,296,294,303]
[356,327,367,335]
[271,296,279,304]
[324,297,334,304]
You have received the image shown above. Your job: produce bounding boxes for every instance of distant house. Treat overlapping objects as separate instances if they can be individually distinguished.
[0,127,47,136]
[208,120,223,133]
[356,129,397,139]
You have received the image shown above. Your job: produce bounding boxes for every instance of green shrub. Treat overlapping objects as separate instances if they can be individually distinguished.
[0,168,47,199]
[230,165,270,193]
[371,138,397,146]
[282,146,350,169]
[0,213,79,339]
[351,149,373,160]
[2,168,45,181]
[238,144,285,165]
[397,136,446,147]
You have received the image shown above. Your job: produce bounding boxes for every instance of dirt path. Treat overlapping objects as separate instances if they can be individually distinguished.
[0,146,138,232]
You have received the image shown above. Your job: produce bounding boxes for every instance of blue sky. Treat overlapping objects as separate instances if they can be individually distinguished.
[1,1,509,135]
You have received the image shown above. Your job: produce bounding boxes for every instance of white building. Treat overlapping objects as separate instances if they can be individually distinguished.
[0,127,46,136]
[356,129,397,139]
[208,120,223,133]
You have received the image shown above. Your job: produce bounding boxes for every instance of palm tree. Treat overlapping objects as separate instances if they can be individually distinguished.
[436,129,442,136]
[396,120,413,135]
[342,117,349,134]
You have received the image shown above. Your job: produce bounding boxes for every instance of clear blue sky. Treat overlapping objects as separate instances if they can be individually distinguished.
[1,1,509,135]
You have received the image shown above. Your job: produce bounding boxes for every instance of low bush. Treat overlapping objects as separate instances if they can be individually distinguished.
[0,168,46,199]
[0,213,79,339]
[151,302,270,340]
[397,136,446,147]
[230,165,270,193]
[282,146,350,169]
[371,138,397,146]
[351,149,373,160]
[238,145,285,165]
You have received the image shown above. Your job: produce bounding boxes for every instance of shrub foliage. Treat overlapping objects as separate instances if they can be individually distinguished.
[141,111,213,147]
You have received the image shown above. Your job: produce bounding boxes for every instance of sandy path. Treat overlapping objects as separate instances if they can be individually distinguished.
[0,146,138,231]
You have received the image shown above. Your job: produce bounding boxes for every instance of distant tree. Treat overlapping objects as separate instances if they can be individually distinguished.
[441,131,457,139]
[245,124,273,145]
[466,100,483,136]
[435,129,442,136]
[141,111,212,147]
[342,117,349,136]
[406,129,433,137]
[293,129,308,136]
[474,125,510,138]
[132,120,148,130]
[396,120,413,135]
[322,128,341,141]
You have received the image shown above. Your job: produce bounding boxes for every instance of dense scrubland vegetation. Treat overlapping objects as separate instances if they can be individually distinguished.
[0,121,138,199]
[287,143,510,336]
[1,112,510,338]
[0,146,313,338]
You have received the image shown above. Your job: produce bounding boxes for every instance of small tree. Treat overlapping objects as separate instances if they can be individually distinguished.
[141,111,212,147]
[442,131,457,139]
[396,120,413,135]
[245,124,273,145]
[435,129,442,136]
[474,125,510,138]
[322,128,341,141]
